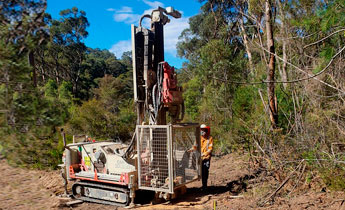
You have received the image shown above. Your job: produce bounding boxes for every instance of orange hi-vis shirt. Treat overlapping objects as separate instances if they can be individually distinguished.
[201,136,213,160]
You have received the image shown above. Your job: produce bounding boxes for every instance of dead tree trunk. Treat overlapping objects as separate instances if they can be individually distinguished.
[238,6,254,75]
[265,0,278,128]
[277,0,288,89]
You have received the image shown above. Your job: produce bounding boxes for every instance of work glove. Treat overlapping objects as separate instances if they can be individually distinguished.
[202,152,208,157]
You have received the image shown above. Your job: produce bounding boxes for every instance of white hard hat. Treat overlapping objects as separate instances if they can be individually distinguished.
[200,124,207,129]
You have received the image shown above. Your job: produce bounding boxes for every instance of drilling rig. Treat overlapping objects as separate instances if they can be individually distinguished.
[132,6,184,126]
[61,7,201,207]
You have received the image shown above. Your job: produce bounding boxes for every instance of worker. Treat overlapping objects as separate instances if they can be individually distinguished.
[187,124,213,190]
[200,124,213,190]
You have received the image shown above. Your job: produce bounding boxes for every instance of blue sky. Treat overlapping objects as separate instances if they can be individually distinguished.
[46,0,202,68]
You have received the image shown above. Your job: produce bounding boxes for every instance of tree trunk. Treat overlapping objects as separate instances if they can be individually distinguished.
[54,58,59,84]
[277,0,288,89]
[265,0,278,128]
[239,7,254,76]
[28,51,37,87]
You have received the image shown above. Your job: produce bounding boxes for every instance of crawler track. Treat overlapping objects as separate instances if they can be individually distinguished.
[72,181,130,206]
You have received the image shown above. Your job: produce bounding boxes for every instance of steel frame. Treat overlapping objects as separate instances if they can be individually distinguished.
[136,124,200,194]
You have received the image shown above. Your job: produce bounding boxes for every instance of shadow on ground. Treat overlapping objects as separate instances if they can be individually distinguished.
[166,172,261,206]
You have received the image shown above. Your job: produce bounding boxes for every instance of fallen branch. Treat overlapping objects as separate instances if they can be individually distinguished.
[66,200,83,207]
[229,195,244,198]
[288,163,307,196]
[259,160,304,206]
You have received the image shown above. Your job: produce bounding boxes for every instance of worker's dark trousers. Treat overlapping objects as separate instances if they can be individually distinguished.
[202,159,210,188]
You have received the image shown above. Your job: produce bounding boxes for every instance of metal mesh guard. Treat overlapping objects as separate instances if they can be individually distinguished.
[137,125,171,193]
[173,125,200,186]
[136,124,200,193]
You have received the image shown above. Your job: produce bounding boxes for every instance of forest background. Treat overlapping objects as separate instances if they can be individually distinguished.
[0,0,344,190]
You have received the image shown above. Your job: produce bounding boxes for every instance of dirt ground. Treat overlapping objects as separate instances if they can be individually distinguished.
[1,154,345,210]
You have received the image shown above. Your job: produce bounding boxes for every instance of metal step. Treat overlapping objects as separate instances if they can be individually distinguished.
[75,171,121,182]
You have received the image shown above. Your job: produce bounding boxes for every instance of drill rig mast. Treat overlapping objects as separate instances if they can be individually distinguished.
[132,7,184,125]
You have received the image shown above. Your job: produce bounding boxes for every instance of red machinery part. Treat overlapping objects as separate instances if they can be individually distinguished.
[162,62,182,105]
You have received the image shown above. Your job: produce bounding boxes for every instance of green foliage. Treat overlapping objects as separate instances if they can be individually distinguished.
[0,84,70,168]
[68,99,109,138]
[36,7,92,100]
[93,73,133,108]
[320,167,345,191]
[1,1,345,196]
[320,47,335,61]
[58,81,73,102]
[232,86,257,120]
[0,1,134,169]
[199,40,233,78]
[183,77,203,120]
[44,79,58,98]
[176,3,345,189]
[248,0,265,16]
[318,0,345,32]
[67,75,135,141]
[275,87,295,130]
[1,131,62,169]
[58,7,89,42]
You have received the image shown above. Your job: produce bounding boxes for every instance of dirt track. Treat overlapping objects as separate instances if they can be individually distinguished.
[0,154,344,210]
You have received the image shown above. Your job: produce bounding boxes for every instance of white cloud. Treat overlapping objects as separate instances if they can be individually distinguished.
[164,17,189,57]
[116,6,133,13]
[110,0,165,25]
[108,1,189,58]
[109,40,132,58]
[107,6,133,13]
[114,13,141,24]
[143,0,164,9]
[108,6,139,24]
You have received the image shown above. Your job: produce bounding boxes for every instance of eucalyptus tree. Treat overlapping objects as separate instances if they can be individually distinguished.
[0,0,70,168]
[35,7,89,99]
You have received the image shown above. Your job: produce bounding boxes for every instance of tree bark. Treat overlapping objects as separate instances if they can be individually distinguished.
[277,0,288,89]
[239,6,254,76]
[28,51,37,87]
[265,0,278,128]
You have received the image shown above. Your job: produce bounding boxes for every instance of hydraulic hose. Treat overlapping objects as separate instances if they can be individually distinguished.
[139,14,152,27]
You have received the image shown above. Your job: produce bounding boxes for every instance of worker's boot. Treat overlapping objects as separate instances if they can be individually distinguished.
[201,185,207,192]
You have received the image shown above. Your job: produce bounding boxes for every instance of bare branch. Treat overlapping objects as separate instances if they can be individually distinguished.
[303,29,345,49]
